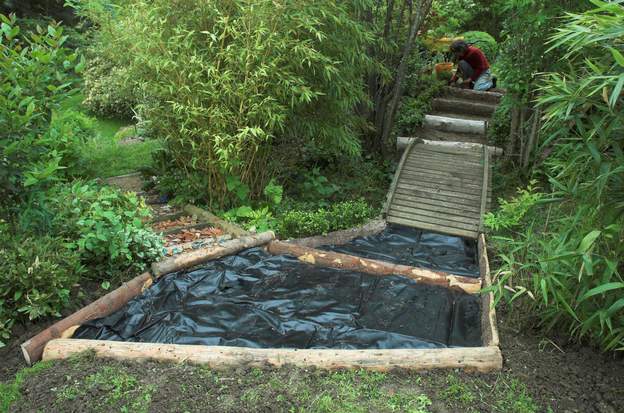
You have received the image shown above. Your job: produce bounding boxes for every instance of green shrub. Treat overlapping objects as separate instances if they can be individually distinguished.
[0,225,84,346]
[80,0,374,206]
[394,74,445,136]
[46,182,164,277]
[0,14,83,202]
[82,56,138,119]
[278,200,377,239]
[462,31,498,62]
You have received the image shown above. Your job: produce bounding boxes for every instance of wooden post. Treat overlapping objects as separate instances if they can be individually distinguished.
[152,231,276,277]
[184,204,249,237]
[21,272,153,365]
[267,241,481,294]
[42,339,503,373]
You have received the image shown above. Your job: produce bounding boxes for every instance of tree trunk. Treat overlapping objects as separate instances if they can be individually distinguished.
[379,0,433,153]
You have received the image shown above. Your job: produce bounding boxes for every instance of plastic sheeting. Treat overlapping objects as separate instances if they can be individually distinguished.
[321,225,479,278]
[74,248,482,349]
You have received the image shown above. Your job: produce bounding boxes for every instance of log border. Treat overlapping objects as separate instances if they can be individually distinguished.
[25,225,502,373]
[42,339,503,373]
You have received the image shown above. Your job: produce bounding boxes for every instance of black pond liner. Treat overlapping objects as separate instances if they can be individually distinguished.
[74,246,482,349]
[320,224,479,278]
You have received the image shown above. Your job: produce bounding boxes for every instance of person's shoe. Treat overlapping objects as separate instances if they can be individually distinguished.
[492,77,497,89]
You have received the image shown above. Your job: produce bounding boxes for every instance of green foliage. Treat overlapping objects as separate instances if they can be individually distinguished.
[494,0,585,98]
[428,0,480,38]
[489,0,624,352]
[278,200,377,239]
[80,0,374,206]
[0,223,84,346]
[82,56,138,119]
[394,74,445,136]
[484,181,543,231]
[45,182,164,277]
[462,31,498,62]
[0,14,82,202]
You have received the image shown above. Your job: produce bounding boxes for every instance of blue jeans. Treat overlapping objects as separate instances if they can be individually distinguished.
[458,60,493,91]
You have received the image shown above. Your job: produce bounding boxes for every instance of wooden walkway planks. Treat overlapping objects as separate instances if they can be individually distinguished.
[385,142,491,239]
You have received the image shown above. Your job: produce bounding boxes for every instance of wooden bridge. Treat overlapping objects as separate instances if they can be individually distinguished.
[383,87,502,240]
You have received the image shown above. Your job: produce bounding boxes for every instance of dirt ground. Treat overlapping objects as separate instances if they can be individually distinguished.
[2,310,623,413]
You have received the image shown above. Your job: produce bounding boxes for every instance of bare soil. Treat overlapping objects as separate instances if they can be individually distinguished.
[3,311,623,413]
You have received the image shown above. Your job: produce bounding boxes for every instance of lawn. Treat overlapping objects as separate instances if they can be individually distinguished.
[59,93,162,179]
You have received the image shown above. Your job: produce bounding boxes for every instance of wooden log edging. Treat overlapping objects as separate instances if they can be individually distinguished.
[184,204,249,237]
[152,231,276,277]
[397,137,503,156]
[42,339,503,373]
[424,115,486,135]
[478,234,500,347]
[20,272,153,365]
[267,241,481,294]
[288,219,387,248]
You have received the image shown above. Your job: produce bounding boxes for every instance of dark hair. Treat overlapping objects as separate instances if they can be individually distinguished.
[450,40,469,53]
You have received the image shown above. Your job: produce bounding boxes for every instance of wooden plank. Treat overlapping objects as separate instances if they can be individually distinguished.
[383,139,416,216]
[394,188,484,207]
[399,170,484,191]
[391,195,480,217]
[388,208,480,230]
[479,146,490,232]
[387,210,479,232]
[414,145,484,157]
[397,179,482,196]
[401,163,484,180]
[43,340,503,373]
[386,216,478,239]
[396,182,483,201]
[389,203,481,222]
[407,153,483,168]
[405,157,483,171]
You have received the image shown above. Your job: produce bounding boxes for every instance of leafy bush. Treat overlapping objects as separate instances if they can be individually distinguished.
[79,0,374,206]
[489,1,624,351]
[82,56,138,119]
[394,74,445,136]
[428,0,480,38]
[462,31,498,62]
[45,182,163,277]
[0,225,84,346]
[0,14,83,202]
[278,200,377,239]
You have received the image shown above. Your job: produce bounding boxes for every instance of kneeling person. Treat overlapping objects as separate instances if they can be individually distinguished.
[448,40,493,91]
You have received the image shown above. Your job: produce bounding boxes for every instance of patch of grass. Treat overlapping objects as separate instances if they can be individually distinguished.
[0,361,55,412]
[58,92,161,178]
[492,378,539,413]
[440,373,476,407]
[54,366,155,413]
